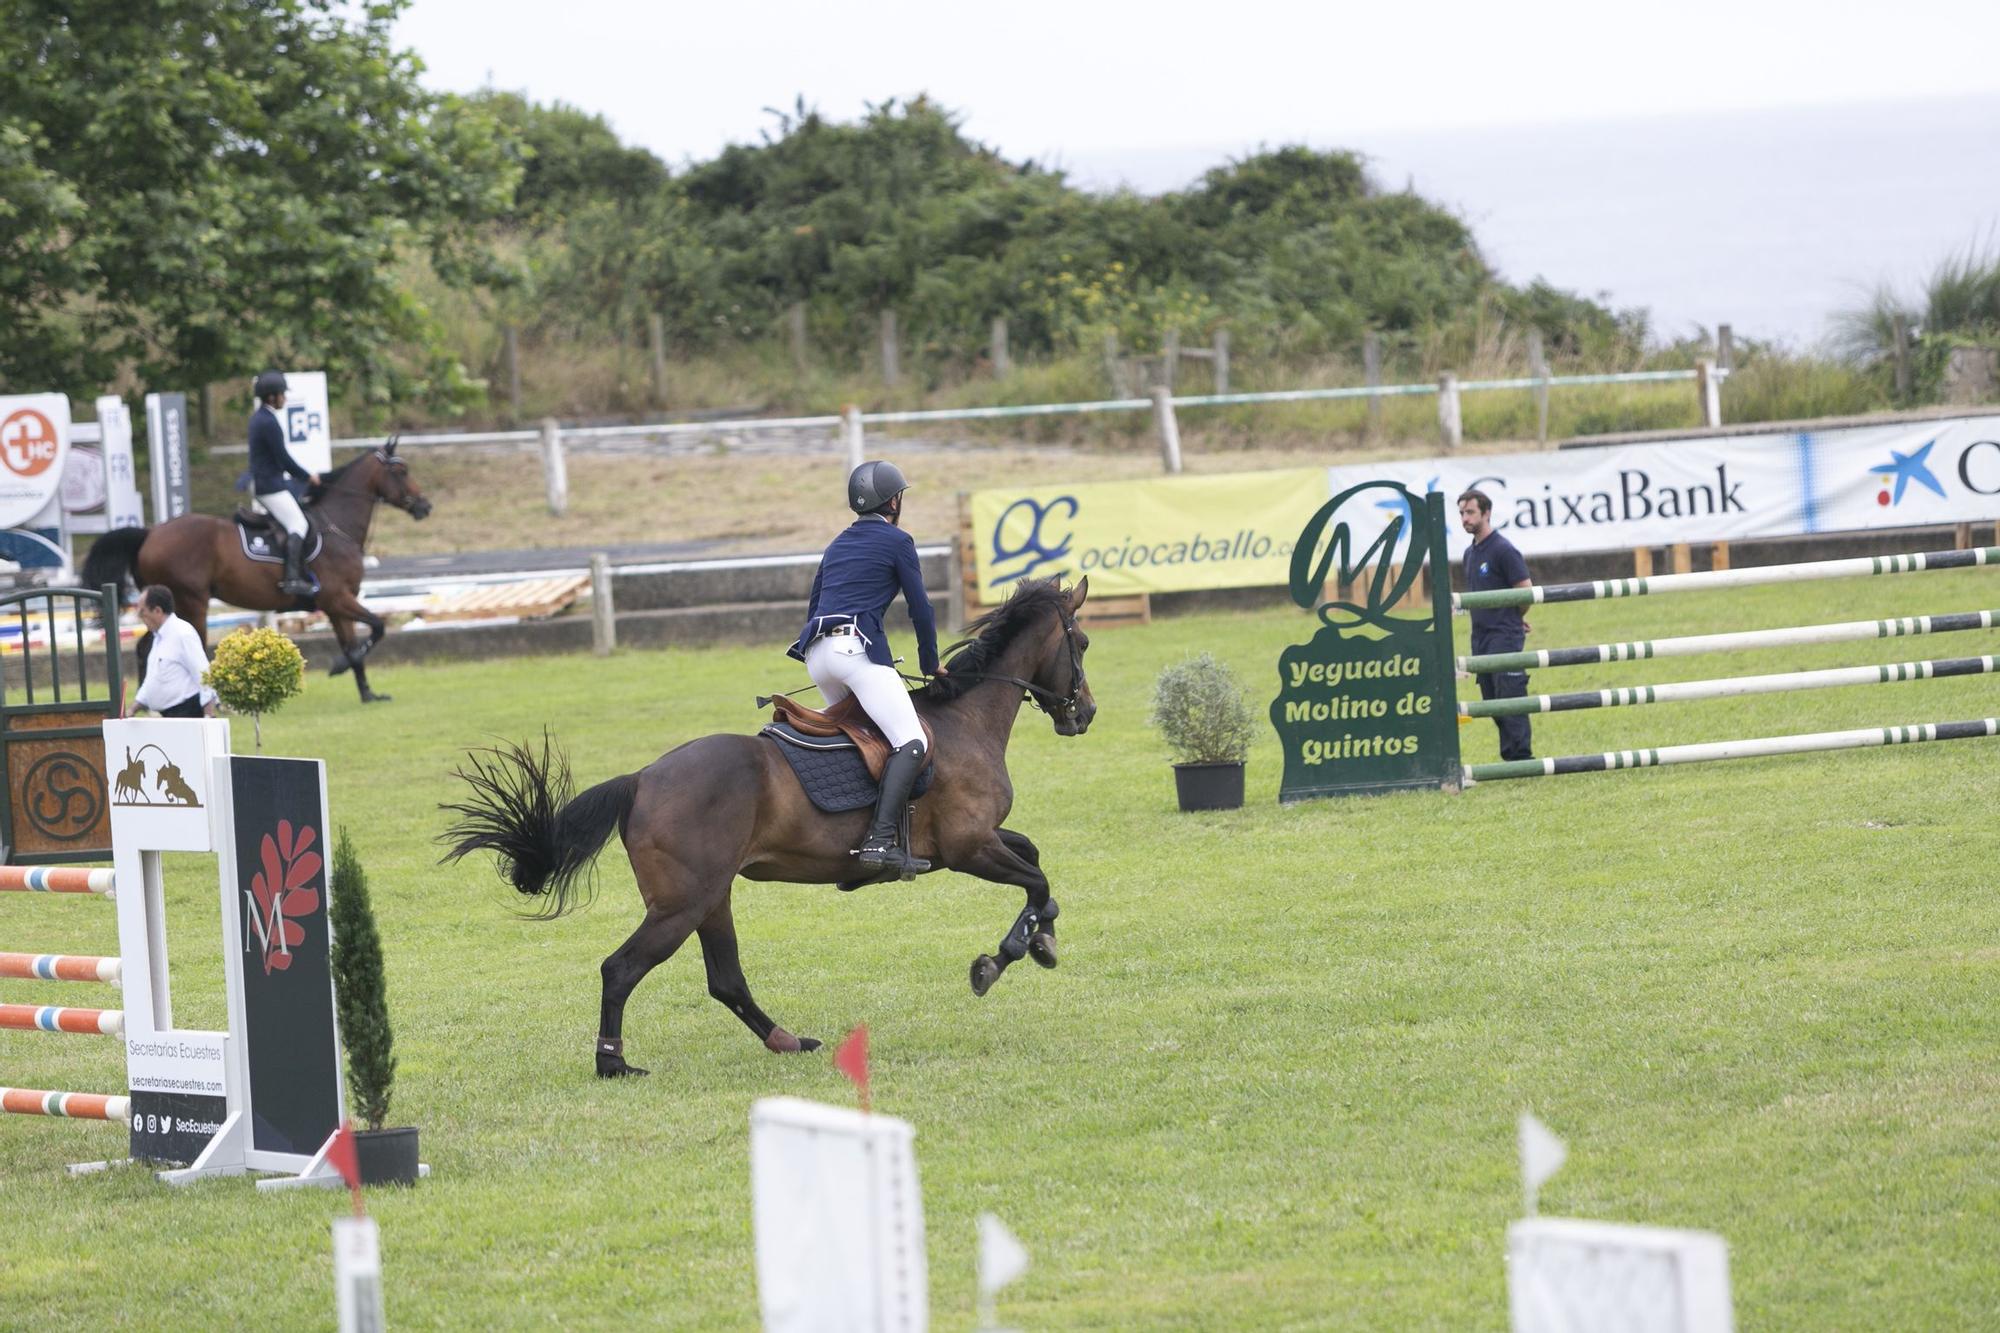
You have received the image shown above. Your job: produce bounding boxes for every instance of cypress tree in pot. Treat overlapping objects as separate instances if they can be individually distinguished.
[329,827,419,1184]
[1150,653,1255,810]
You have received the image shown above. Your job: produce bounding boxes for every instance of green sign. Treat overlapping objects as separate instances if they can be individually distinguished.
[1271,484,1461,800]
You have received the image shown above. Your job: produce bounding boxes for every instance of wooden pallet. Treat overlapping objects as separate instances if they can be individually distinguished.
[425,574,589,623]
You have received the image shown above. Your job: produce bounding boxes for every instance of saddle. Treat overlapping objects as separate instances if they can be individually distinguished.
[760,694,934,783]
[232,508,324,566]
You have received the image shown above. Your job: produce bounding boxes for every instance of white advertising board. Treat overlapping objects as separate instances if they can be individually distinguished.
[281,370,332,475]
[1329,414,2000,561]
[0,393,71,529]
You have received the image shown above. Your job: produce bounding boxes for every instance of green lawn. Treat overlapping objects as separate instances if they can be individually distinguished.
[3,569,1997,1330]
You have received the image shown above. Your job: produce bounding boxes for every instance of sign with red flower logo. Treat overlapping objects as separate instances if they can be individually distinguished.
[227,755,342,1159]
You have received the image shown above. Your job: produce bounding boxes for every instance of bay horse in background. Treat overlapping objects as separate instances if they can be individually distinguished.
[83,441,432,703]
[442,577,1097,1077]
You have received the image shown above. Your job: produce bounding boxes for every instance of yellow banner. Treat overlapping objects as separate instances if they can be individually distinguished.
[968,468,1329,599]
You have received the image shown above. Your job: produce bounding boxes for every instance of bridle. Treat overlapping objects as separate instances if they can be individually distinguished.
[928,602,1089,722]
[311,448,426,544]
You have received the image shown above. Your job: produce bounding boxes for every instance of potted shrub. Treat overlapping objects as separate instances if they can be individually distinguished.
[1150,653,1255,811]
[329,827,419,1185]
[203,625,305,750]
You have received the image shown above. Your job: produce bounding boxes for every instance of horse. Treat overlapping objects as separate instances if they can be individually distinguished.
[83,442,432,703]
[441,576,1097,1077]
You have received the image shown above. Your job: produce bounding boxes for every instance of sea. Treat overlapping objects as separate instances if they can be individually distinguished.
[1062,95,2000,351]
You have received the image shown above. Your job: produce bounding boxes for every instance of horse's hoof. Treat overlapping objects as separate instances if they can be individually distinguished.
[362,692,391,703]
[765,1027,816,1054]
[596,1056,649,1078]
[1028,933,1058,969]
[970,955,1002,997]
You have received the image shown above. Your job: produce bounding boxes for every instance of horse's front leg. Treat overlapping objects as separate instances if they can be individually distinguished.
[321,596,390,702]
[951,827,1060,998]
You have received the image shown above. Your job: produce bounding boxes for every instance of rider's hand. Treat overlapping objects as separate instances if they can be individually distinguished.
[933,664,949,677]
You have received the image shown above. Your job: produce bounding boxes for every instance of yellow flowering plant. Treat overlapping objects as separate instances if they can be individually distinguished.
[203,626,305,749]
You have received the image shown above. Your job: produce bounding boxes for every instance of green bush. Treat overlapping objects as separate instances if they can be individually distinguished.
[203,626,304,750]
[1151,654,1256,765]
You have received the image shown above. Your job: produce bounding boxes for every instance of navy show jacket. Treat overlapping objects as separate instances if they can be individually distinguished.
[248,405,313,494]
[789,516,940,674]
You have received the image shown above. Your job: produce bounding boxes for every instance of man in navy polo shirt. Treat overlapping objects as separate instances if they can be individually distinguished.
[1457,489,1534,761]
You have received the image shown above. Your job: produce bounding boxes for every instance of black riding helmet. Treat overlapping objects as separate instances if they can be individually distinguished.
[847,459,909,515]
[253,369,288,402]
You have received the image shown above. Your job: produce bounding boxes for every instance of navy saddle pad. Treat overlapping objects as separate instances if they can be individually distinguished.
[233,517,324,565]
[760,721,934,814]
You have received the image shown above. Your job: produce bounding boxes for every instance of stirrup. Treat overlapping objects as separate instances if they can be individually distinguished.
[854,841,930,878]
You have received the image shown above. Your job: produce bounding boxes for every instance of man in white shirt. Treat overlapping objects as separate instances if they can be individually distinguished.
[131,586,217,719]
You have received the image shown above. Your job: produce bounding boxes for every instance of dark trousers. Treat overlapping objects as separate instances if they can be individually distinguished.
[162,694,205,719]
[1471,625,1533,761]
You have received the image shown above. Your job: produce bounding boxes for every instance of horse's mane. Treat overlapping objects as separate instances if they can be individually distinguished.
[918,577,1070,704]
[318,451,374,489]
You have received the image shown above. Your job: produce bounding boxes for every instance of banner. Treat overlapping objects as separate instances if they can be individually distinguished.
[281,370,332,475]
[145,391,193,521]
[1328,414,2000,562]
[0,393,70,529]
[96,395,146,529]
[970,467,1326,598]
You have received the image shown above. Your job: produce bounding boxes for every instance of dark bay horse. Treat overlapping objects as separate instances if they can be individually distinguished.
[442,576,1097,1077]
[83,443,432,703]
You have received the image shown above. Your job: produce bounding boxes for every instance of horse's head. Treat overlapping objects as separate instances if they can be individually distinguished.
[371,438,432,520]
[1034,576,1095,736]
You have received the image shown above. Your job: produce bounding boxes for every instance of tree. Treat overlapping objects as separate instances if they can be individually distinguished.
[0,0,519,407]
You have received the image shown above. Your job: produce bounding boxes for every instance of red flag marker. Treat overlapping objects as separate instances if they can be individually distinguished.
[834,1025,870,1113]
[327,1120,366,1216]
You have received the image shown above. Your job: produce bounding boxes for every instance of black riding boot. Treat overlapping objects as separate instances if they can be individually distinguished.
[856,740,930,878]
[276,530,314,597]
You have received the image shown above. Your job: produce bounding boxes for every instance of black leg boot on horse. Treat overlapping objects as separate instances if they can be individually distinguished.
[854,739,930,879]
[275,529,315,598]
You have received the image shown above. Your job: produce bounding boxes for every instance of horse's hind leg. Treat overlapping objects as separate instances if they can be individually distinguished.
[956,828,1060,998]
[697,900,822,1054]
[596,903,703,1078]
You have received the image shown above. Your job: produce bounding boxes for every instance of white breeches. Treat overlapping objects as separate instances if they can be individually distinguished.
[805,633,924,750]
[257,489,308,538]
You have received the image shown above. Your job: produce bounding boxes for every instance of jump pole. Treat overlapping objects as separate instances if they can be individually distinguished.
[1462,654,1998,718]
[0,952,123,983]
[1464,717,1999,784]
[1455,546,2000,611]
[1,1087,131,1121]
[1460,609,2000,674]
[0,866,117,896]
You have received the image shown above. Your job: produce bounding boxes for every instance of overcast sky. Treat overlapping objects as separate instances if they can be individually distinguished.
[394,0,2000,174]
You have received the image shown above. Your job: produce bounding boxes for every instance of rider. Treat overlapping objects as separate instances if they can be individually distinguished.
[248,370,320,597]
[789,460,943,877]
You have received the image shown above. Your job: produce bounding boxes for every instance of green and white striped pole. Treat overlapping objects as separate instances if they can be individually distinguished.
[1460,609,2000,674]
[1455,546,2000,611]
[1461,653,1998,718]
[1464,717,1999,783]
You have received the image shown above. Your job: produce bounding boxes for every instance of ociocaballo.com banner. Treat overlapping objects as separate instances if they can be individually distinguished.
[969,467,1326,598]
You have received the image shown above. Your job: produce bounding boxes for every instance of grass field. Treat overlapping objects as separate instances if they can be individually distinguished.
[3,570,1998,1329]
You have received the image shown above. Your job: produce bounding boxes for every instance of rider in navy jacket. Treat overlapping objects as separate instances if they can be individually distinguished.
[789,514,941,675]
[247,370,319,596]
[789,461,942,881]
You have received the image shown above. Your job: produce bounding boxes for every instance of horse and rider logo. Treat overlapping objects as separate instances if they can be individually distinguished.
[112,744,203,808]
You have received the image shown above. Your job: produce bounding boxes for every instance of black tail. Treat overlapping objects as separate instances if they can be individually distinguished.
[82,527,148,604]
[438,733,639,919]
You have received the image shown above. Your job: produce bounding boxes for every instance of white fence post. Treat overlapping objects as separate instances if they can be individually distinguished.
[842,404,865,472]
[990,316,1011,376]
[1696,358,1722,428]
[1437,373,1463,450]
[1213,327,1230,395]
[788,302,808,374]
[590,553,615,656]
[539,418,567,516]
[1151,387,1183,474]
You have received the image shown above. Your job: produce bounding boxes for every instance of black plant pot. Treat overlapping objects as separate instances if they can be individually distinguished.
[1172,761,1245,812]
[354,1126,421,1186]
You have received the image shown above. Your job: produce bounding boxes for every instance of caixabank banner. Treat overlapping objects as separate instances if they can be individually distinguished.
[970,467,1326,597]
[1327,414,2000,562]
